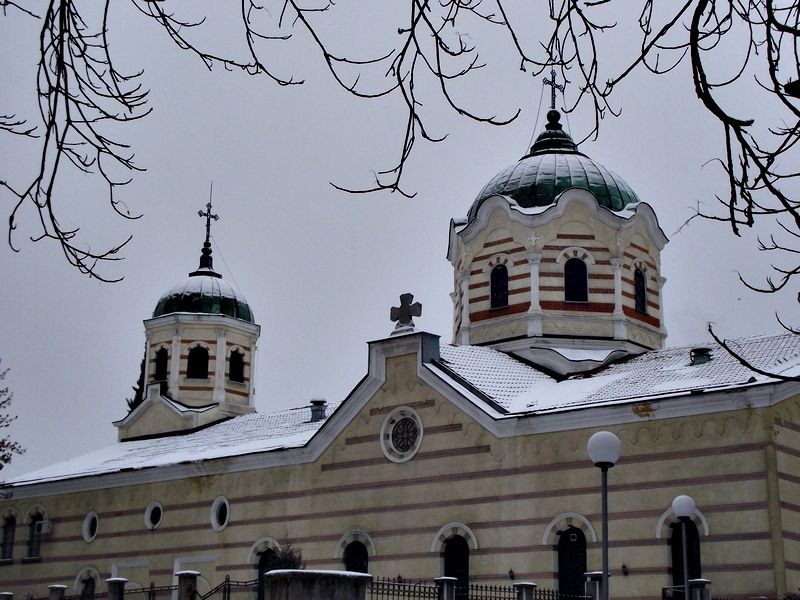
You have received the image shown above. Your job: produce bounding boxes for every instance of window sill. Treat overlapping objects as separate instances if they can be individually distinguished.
[21,556,41,563]
[0,558,12,566]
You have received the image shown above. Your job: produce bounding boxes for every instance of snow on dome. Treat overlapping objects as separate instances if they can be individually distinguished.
[467,110,640,221]
[153,271,254,322]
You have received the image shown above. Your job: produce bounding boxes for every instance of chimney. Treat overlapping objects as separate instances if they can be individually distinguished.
[310,399,327,422]
[690,347,712,365]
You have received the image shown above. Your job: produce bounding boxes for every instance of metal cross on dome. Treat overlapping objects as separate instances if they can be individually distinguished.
[390,293,422,335]
[198,199,219,244]
[543,68,564,110]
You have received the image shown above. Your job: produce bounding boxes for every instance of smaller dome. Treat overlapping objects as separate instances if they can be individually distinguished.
[153,271,254,322]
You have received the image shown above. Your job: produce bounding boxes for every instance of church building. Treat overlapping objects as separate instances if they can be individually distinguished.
[1,109,799,599]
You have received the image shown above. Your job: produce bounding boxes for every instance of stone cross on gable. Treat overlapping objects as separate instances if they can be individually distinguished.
[390,293,422,335]
[543,68,564,110]
[198,200,219,244]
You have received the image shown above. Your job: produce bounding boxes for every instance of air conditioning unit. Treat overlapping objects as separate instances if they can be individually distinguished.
[34,520,52,535]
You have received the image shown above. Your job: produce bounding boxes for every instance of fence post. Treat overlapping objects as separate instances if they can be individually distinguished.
[0,591,14,600]
[688,579,711,600]
[584,571,602,600]
[107,578,127,600]
[176,571,200,600]
[514,582,537,600]
[434,577,457,600]
[48,586,67,600]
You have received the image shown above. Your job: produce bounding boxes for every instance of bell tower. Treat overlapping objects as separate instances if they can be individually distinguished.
[115,202,260,440]
[447,106,668,373]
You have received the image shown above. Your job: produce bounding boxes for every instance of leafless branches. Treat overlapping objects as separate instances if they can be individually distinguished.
[4,0,800,297]
[2,0,149,281]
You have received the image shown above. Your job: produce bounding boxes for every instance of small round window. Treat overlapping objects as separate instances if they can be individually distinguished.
[380,407,424,463]
[144,502,163,530]
[82,511,98,542]
[210,496,230,531]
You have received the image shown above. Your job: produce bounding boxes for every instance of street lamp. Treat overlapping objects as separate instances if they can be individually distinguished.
[587,431,621,600]
[672,495,696,600]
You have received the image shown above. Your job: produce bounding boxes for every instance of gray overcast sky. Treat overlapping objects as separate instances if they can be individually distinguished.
[1,2,796,479]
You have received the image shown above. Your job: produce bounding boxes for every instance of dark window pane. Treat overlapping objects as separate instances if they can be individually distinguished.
[564,258,588,302]
[26,515,42,558]
[154,348,169,381]
[229,351,245,383]
[634,268,647,313]
[186,347,209,379]
[1,517,15,560]
[490,265,509,308]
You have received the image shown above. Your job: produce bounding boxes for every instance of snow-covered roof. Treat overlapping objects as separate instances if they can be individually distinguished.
[435,333,800,414]
[9,332,800,488]
[7,403,338,486]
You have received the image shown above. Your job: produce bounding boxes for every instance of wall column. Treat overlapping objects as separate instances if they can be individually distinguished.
[169,328,182,400]
[526,252,543,337]
[610,258,625,340]
[143,333,152,386]
[459,270,471,345]
[213,328,227,404]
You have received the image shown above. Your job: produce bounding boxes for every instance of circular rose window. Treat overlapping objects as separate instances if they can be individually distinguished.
[380,407,423,463]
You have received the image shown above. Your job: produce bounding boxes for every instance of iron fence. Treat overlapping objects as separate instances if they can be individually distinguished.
[198,577,258,600]
[464,583,516,600]
[124,583,177,600]
[368,577,438,600]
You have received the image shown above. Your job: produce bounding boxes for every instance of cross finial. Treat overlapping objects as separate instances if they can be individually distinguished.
[193,183,220,274]
[543,68,564,111]
[390,293,422,335]
[198,186,219,245]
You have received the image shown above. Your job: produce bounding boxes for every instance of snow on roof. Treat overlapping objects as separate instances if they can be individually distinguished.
[437,333,800,414]
[7,403,339,486]
[10,333,799,487]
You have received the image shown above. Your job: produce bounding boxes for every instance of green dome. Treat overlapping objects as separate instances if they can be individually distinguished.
[468,110,640,221]
[153,270,254,322]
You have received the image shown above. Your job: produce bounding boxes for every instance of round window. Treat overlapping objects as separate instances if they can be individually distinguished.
[82,511,98,542]
[380,407,424,463]
[210,496,230,531]
[144,502,163,530]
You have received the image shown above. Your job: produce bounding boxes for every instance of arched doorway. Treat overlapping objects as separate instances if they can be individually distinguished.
[343,540,369,573]
[671,520,701,597]
[557,526,587,597]
[443,535,469,599]
[256,548,278,600]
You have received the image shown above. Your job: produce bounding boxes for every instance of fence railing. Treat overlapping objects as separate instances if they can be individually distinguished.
[198,577,258,600]
[122,583,177,600]
[368,578,438,600]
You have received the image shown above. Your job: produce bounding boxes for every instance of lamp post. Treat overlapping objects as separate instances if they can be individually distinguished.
[587,431,621,600]
[671,495,696,600]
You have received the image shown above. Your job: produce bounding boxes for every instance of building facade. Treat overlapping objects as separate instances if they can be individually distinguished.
[2,111,799,599]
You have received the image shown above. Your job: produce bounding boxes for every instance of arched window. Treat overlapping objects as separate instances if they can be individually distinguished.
[634,268,647,313]
[1,516,15,560]
[154,348,169,381]
[564,258,588,302]
[557,526,587,597]
[79,577,96,600]
[343,540,369,574]
[229,350,245,383]
[671,519,701,594]
[490,265,509,309]
[186,346,209,379]
[443,535,469,600]
[256,548,278,600]
[26,513,43,559]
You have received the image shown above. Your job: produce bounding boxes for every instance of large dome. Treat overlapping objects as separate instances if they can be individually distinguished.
[153,269,254,322]
[468,110,640,221]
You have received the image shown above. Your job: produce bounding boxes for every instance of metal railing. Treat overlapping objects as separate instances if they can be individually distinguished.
[368,578,438,600]
[197,576,258,600]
